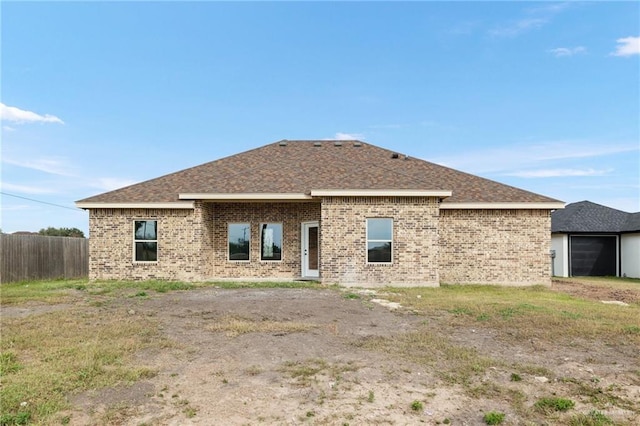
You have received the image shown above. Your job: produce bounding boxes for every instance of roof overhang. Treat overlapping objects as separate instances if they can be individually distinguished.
[310,189,453,197]
[179,193,314,201]
[179,190,453,201]
[75,201,195,209]
[440,202,565,210]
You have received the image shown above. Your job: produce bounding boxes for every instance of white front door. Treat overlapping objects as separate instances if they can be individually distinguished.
[301,222,319,278]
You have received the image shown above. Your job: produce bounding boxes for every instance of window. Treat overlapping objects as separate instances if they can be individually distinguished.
[134,220,157,262]
[367,218,392,263]
[260,223,282,261]
[228,223,250,261]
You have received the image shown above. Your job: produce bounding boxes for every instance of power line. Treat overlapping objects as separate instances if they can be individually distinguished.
[0,191,83,212]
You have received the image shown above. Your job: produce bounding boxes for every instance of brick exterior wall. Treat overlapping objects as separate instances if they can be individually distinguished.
[320,196,440,287]
[211,202,320,279]
[87,201,552,286]
[439,209,552,286]
[88,201,213,281]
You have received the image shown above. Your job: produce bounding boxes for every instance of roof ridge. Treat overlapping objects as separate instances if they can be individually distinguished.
[309,141,440,190]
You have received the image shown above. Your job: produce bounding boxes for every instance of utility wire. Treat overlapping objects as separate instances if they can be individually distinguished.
[0,191,83,212]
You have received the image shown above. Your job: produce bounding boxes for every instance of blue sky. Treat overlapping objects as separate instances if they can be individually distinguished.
[1,1,639,235]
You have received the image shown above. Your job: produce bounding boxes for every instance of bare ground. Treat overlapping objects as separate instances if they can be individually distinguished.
[6,280,640,425]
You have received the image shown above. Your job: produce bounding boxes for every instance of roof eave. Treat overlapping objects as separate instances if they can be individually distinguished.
[441,202,565,210]
[178,193,314,201]
[75,201,195,209]
[179,190,453,200]
[310,189,453,197]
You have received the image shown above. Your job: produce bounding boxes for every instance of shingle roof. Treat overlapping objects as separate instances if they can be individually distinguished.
[551,201,640,233]
[622,212,640,233]
[77,140,560,205]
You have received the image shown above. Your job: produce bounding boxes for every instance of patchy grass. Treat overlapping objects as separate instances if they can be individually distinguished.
[206,314,316,337]
[0,279,204,305]
[356,325,497,385]
[534,397,575,413]
[2,277,638,424]
[559,377,637,412]
[358,279,639,422]
[0,307,164,424]
[280,358,359,387]
[0,279,90,305]
[385,284,640,346]
[568,410,614,426]
[0,351,23,376]
[0,279,324,306]
[483,410,506,425]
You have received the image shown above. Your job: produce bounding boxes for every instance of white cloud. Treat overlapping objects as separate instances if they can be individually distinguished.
[611,36,640,57]
[432,140,639,174]
[0,204,31,212]
[333,132,365,140]
[548,46,586,57]
[0,103,64,124]
[525,2,572,15]
[1,182,59,195]
[369,124,403,130]
[2,156,75,177]
[490,18,548,37]
[448,20,482,36]
[2,125,16,132]
[490,2,571,38]
[505,168,612,178]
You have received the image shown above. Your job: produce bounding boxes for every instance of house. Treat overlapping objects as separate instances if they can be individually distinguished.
[551,201,640,278]
[76,140,564,287]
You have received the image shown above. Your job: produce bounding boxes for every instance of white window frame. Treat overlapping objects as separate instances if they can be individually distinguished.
[366,218,393,264]
[133,219,158,263]
[260,222,283,262]
[228,223,251,262]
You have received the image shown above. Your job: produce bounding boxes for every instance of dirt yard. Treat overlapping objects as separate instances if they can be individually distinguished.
[552,278,640,305]
[4,280,639,425]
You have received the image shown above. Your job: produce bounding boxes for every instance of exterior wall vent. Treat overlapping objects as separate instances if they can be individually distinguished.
[334,141,343,147]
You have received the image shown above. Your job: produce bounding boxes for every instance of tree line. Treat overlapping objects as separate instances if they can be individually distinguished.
[39,227,86,238]
[1,227,85,238]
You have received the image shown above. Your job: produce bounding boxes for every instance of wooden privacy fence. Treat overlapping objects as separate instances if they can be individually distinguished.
[0,234,89,283]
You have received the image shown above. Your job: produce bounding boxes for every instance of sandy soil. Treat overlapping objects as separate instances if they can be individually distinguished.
[8,281,639,425]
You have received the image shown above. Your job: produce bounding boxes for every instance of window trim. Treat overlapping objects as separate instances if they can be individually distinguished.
[366,218,393,264]
[260,222,283,262]
[133,219,158,263]
[228,222,251,262]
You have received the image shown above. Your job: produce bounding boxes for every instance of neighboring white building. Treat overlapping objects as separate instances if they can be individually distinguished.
[551,201,640,278]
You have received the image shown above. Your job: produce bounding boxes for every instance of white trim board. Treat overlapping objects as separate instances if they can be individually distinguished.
[179,193,312,201]
[440,202,565,210]
[76,202,195,209]
[310,189,452,197]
